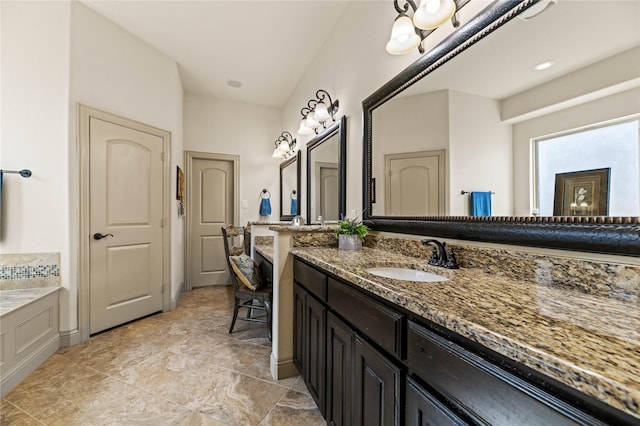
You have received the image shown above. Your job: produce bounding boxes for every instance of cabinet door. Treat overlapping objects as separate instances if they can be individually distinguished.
[406,377,467,426]
[305,293,326,416]
[327,312,355,426]
[293,283,305,372]
[354,336,401,426]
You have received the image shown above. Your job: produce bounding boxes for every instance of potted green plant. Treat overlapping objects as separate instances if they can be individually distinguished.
[336,214,369,250]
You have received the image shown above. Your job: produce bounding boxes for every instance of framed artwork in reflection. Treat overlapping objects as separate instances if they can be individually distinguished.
[553,168,610,216]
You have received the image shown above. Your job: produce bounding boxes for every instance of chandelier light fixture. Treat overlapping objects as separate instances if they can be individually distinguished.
[272,131,297,159]
[297,90,340,135]
[386,0,469,55]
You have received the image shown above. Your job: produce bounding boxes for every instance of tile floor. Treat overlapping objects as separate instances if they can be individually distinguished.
[1,286,324,425]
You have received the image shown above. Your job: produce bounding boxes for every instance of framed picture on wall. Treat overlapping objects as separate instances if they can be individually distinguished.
[176,166,185,217]
[553,168,610,216]
[176,166,185,202]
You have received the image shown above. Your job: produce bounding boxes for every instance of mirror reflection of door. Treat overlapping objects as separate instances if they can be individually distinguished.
[279,151,301,220]
[385,150,445,216]
[309,132,340,222]
[316,162,339,220]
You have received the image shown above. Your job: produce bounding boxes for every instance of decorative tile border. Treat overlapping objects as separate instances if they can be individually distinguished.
[0,265,60,280]
[0,253,60,290]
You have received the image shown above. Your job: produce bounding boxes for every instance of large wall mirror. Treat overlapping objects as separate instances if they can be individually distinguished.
[307,116,347,224]
[280,151,301,221]
[363,0,639,255]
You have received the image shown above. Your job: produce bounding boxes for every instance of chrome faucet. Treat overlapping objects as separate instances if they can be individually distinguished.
[422,239,459,269]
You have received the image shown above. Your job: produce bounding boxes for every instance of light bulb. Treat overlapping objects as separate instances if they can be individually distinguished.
[305,113,321,129]
[277,140,290,153]
[298,119,314,135]
[312,101,330,121]
[386,14,421,55]
[413,0,456,30]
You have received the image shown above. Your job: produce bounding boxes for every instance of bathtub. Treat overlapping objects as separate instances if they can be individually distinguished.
[0,287,60,397]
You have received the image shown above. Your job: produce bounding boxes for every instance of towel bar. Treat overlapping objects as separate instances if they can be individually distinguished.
[1,169,32,178]
[461,190,494,195]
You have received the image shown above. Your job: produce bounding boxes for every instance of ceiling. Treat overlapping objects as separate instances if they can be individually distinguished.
[80,1,639,109]
[405,0,640,100]
[81,0,350,108]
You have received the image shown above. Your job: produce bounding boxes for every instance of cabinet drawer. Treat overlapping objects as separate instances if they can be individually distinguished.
[328,278,403,358]
[406,377,467,426]
[294,259,327,301]
[407,321,600,426]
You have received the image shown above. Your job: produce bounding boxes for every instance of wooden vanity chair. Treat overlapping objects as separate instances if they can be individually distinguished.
[221,225,272,341]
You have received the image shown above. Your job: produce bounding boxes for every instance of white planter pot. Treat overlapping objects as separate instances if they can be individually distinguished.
[339,234,362,250]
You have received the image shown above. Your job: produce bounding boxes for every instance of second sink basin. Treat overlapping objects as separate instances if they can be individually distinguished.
[365,267,449,282]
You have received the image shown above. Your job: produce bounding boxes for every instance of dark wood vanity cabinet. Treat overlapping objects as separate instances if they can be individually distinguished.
[353,336,402,426]
[406,377,466,426]
[294,258,402,425]
[407,321,603,426]
[326,312,354,426]
[293,259,328,416]
[292,257,628,426]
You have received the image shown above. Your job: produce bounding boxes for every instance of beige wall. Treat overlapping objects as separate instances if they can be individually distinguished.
[1,1,185,336]
[183,94,282,222]
[449,90,513,216]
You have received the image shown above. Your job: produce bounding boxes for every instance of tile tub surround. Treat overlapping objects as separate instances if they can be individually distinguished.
[291,246,640,420]
[0,253,60,290]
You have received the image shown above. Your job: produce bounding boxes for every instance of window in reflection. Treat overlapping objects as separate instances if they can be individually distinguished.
[535,117,639,216]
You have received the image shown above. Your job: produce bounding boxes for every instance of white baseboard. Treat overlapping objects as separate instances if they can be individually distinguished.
[270,353,299,381]
[59,328,81,348]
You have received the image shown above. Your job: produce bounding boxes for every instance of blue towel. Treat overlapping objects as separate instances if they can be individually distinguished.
[259,198,271,216]
[470,192,492,216]
[291,198,297,215]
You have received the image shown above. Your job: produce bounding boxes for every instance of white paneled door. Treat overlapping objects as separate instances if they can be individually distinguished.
[316,162,339,221]
[187,155,236,288]
[385,150,445,216]
[89,117,164,334]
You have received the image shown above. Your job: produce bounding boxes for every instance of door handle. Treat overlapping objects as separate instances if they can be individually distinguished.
[93,233,114,240]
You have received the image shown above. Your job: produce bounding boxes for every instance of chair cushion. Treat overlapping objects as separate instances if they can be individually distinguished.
[229,254,265,291]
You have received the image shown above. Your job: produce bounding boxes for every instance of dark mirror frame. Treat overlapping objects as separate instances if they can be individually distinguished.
[279,150,301,221]
[362,0,639,256]
[307,115,347,224]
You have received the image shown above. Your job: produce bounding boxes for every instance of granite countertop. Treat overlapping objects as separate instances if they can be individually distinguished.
[0,287,61,317]
[268,224,337,232]
[291,246,640,420]
[254,244,274,263]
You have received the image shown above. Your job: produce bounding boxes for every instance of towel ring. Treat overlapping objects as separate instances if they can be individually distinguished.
[259,189,271,199]
[290,189,297,199]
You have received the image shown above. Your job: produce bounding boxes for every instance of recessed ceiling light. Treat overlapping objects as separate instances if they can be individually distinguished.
[227,80,242,88]
[534,61,555,71]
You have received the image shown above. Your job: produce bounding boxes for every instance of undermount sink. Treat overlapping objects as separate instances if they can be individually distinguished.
[365,267,449,282]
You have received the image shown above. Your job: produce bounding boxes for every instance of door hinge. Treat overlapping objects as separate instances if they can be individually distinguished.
[161,218,166,227]
[161,152,165,162]
[161,284,165,294]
